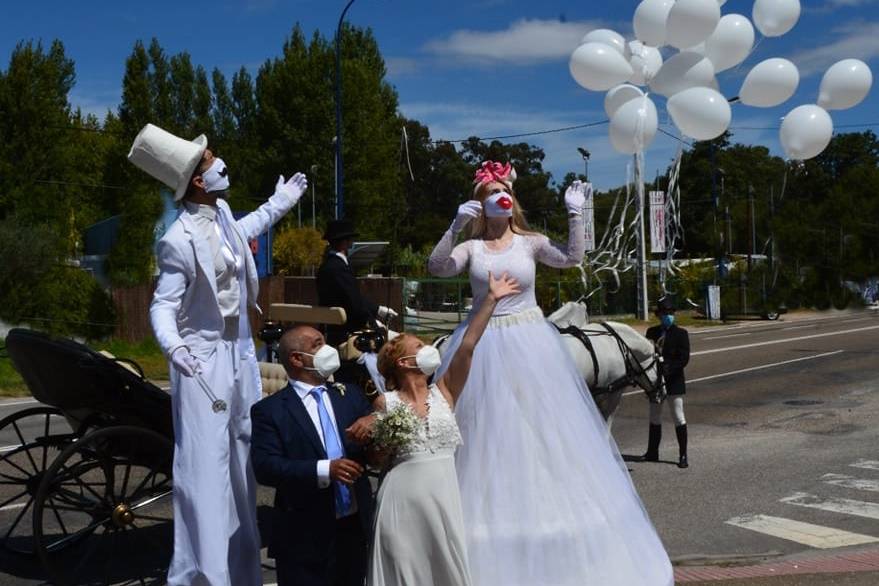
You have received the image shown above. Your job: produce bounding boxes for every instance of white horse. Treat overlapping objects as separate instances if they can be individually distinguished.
[435,302,663,428]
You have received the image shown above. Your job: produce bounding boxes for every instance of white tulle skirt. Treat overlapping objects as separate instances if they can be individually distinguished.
[437,306,673,586]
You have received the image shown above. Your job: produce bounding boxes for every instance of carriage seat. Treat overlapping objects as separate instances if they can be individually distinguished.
[258,362,289,397]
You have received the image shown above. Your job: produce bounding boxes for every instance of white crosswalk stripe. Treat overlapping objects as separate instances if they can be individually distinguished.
[779,492,879,521]
[851,459,879,471]
[726,461,879,550]
[822,473,879,493]
[725,514,879,549]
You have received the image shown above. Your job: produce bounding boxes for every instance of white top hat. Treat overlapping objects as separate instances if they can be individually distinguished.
[127,123,208,201]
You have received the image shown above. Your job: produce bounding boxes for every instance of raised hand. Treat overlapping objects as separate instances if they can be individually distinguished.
[274,172,308,206]
[451,200,483,233]
[564,180,592,216]
[488,271,521,301]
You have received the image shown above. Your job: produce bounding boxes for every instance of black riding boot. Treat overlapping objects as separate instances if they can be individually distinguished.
[675,424,689,468]
[643,424,661,462]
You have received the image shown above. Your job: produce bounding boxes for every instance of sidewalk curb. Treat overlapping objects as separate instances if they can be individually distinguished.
[674,546,879,582]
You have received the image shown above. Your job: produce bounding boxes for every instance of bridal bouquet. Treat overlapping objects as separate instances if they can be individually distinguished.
[372,402,420,453]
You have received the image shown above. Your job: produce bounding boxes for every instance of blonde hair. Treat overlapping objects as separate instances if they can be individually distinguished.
[377,334,414,391]
[465,182,536,240]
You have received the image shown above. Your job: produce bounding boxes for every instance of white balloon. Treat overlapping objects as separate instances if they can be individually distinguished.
[605,84,646,118]
[627,41,664,85]
[818,59,873,111]
[739,58,800,107]
[753,0,801,37]
[704,14,755,72]
[581,29,627,55]
[633,0,674,47]
[717,0,727,5]
[609,95,659,154]
[650,51,716,97]
[668,87,731,140]
[569,42,635,92]
[666,0,722,50]
[780,105,833,160]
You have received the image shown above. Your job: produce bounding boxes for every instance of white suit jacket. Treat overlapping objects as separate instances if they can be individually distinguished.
[150,194,294,359]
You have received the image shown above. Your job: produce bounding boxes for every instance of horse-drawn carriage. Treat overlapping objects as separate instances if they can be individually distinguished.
[2,327,174,585]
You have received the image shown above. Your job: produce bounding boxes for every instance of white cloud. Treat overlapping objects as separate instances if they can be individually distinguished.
[423,18,610,65]
[788,21,879,76]
[386,57,420,78]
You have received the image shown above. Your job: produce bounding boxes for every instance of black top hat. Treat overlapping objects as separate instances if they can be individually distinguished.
[655,297,676,313]
[322,219,357,242]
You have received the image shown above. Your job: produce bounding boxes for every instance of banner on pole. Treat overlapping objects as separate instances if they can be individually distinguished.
[584,183,595,251]
[649,190,665,253]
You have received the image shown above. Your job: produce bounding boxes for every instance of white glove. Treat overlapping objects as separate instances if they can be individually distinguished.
[273,172,308,206]
[451,200,483,233]
[170,346,200,377]
[377,305,398,321]
[564,180,591,216]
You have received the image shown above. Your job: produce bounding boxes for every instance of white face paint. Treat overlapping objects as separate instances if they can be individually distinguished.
[202,157,230,195]
[483,191,514,218]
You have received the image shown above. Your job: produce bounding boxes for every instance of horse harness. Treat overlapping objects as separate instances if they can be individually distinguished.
[554,322,663,403]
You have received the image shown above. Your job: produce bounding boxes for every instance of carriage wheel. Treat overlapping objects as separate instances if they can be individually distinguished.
[33,426,174,586]
[0,406,72,554]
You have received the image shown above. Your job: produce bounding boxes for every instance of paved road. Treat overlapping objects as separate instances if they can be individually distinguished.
[1,310,877,583]
[613,310,879,566]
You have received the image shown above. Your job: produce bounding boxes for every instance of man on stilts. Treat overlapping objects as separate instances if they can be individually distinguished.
[128,124,308,585]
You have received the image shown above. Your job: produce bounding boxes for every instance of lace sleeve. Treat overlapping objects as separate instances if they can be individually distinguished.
[532,215,586,269]
[428,229,471,277]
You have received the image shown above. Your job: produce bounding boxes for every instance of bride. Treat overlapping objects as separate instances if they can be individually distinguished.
[368,272,521,586]
[427,161,674,585]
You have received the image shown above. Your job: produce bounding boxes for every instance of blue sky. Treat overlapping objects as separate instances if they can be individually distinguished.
[2,0,878,191]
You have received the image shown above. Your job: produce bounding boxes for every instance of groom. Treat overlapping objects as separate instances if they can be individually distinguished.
[251,325,374,586]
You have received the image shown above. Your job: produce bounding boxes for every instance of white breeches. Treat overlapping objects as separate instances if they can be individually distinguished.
[167,338,263,586]
[649,396,686,426]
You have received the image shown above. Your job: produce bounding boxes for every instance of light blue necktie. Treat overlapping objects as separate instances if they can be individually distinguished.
[310,387,352,515]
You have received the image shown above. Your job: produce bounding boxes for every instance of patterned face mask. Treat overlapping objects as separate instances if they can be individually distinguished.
[483,191,514,218]
[202,157,230,196]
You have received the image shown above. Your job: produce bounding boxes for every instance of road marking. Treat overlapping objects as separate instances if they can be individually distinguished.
[851,460,879,472]
[688,351,844,384]
[782,325,813,331]
[780,492,879,521]
[823,474,879,493]
[691,325,879,356]
[0,444,21,453]
[838,318,872,324]
[704,333,752,341]
[725,514,879,549]
[0,503,27,513]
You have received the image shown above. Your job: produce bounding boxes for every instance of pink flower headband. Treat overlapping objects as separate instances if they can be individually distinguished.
[473,161,517,195]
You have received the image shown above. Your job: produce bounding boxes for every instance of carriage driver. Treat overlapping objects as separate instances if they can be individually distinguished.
[128,124,308,585]
[643,296,691,469]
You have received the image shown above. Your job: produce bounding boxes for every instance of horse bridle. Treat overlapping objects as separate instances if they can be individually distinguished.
[554,322,666,404]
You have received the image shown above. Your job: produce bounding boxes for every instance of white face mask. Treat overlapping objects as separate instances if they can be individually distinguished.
[202,157,230,196]
[401,345,442,376]
[483,191,514,218]
[298,344,341,379]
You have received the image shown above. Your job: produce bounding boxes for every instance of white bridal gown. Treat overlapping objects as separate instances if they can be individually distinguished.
[368,385,472,586]
[428,219,674,586]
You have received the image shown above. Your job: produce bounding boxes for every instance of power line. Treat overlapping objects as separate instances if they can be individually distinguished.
[431,119,610,144]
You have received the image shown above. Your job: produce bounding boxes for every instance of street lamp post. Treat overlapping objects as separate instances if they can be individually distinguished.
[310,164,318,228]
[335,0,358,220]
[577,147,591,181]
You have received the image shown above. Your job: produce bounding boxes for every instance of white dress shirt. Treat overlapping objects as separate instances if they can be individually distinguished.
[332,250,349,265]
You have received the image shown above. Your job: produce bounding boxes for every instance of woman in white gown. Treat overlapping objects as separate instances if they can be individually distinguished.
[367,272,521,586]
[428,161,674,586]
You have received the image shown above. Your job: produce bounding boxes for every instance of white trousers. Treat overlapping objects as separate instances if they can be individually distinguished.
[167,339,263,586]
[649,395,686,426]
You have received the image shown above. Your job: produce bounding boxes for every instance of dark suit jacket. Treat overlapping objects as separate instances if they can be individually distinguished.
[646,324,690,395]
[316,252,378,344]
[250,381,374,561]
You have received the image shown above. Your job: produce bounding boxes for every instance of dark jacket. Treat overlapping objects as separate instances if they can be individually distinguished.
[316,252,378,344]
[646,323,690,395]
[250,381,374,561]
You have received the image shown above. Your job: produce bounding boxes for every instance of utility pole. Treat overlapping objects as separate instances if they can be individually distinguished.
[747,184,755,273]
[310,164,318,228]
